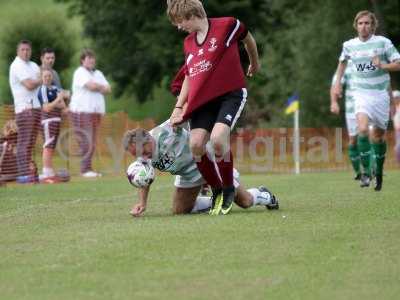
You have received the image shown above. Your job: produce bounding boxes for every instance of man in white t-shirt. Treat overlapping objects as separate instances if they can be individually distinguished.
[9,40,42,183]
[69,48,111,177]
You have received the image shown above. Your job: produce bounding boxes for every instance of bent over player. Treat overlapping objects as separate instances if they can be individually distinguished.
[122,121,278,217]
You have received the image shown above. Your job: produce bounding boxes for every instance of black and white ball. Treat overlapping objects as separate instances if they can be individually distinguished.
[126,159,155,188]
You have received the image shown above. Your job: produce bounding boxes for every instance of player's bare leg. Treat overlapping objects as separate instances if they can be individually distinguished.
[172,185,202,214]
[235,185,279,210]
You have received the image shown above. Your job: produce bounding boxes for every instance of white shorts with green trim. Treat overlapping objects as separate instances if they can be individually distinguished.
[174,168,240,189]
[354,90,390,130]
[345,114,358,137]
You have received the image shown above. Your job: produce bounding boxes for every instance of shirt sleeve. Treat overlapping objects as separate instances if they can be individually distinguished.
[384,39,400,62]
[14,62,34,82]
[96,70,110,87]
[170,65,186,96]
[225,18,248,47]
[73,68,91,88]
[339,42,350,62]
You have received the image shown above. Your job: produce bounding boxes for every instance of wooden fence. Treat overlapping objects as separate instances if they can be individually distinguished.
[1,105,398,176]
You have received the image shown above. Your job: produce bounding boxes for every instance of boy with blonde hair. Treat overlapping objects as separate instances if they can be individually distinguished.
[167,0,260,214]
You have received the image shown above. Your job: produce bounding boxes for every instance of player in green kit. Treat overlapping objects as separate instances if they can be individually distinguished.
[333,10,400,190]
[122,120,279,216]
[331,61,362,180]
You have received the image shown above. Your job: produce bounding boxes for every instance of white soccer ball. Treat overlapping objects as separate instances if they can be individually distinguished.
[126,159,155,188]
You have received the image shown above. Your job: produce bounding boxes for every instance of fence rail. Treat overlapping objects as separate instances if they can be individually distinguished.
[1,105,398,179]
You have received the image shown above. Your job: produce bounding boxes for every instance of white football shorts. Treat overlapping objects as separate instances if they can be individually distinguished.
[174,168,240,188]
[354,90,390,130]
[345,114,358,137]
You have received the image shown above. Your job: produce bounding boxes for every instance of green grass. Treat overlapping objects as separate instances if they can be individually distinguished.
[1,171,400,300]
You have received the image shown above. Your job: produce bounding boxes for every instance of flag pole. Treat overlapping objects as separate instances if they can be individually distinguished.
[294,109,300,174]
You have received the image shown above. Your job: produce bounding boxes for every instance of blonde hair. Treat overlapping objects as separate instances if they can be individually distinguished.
[2,120,18,137]
[353,10,378,31]
[167,0,206,24]
[122,128,152,151]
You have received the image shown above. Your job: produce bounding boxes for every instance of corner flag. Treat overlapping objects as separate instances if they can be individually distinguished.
[285,93,301,174]
[285,94,299,115]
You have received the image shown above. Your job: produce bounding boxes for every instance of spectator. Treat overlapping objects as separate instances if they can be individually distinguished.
[40,47,62,88]
[38,68,69,181]
[0,120,18,182]
[9,40,41,183]
[69,48,111,177]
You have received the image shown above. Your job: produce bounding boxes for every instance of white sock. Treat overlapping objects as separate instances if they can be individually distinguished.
[191,196,212,213]
[247,188,272,206]
[42,167,55,177]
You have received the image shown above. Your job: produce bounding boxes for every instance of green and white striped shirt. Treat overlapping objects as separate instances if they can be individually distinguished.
[149,121,200,182]
[332,61,355,115]
[339,35,400,92]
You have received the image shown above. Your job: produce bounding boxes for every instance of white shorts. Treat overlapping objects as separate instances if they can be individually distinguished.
[174,168,240,189]
[345,114,357,137]
[354,91,390,130]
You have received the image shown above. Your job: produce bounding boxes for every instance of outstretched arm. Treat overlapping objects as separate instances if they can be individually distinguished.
[130,185,150,217]
[242,31,260,77]
[170,75,189,126]
[333,61,347,99]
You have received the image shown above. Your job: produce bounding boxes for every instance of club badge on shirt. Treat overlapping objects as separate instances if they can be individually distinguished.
[208,37,218,52]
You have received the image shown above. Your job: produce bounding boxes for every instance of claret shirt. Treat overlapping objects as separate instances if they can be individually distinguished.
[183,17,248,120]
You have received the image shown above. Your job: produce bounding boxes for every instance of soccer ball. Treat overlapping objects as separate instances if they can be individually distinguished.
[126,159,155,188]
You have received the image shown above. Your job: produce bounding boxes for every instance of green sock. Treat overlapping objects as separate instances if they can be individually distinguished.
[371,141,386,176]
[357,135,371,176]
[348,144,361,175]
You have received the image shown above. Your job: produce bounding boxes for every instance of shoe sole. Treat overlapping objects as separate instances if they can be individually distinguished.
[220,203,233,215]
[209,194,223,216]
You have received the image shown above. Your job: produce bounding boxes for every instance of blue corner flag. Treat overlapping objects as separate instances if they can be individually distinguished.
[285,93,300,115]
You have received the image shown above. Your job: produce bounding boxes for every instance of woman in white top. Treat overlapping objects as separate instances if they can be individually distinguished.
[69,48,111,177]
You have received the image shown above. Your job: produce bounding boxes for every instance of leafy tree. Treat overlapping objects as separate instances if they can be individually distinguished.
[0,11,77,104]
[57,0,270,102]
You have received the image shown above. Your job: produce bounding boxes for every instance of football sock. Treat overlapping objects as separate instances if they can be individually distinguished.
[42,167,55,177]
[348,144,361,175]
[191,196,212,213]
[247,188,272,206]
[357,135,371,177]
[216,151,234,187]
[371,141,386,176]
[196,154,222,188]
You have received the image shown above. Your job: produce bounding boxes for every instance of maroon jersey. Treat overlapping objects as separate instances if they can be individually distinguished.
[170,65,186,96]
[183,17,248,120]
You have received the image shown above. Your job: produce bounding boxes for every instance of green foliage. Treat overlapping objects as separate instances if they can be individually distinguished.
[57,0,270,103]
[256,0,400,126]
[0,7,78,104]
[57,0,400,126]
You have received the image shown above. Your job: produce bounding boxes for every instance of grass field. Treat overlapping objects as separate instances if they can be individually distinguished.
[1,171,400,300]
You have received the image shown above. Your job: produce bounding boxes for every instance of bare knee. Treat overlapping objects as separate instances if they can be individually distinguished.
[210,136,229,158]
[190,140,206,157]
[348,136,357,146]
